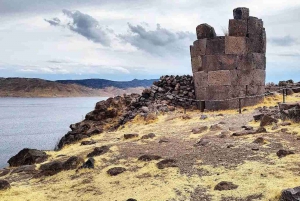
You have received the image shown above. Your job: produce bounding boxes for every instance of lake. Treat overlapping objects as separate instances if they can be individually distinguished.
[0,97,107,168]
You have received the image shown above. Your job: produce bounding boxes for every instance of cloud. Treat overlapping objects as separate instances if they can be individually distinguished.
[45,9,111,46]
[44,17,60,26]
[119,23,194,55]
[269,35,298,46]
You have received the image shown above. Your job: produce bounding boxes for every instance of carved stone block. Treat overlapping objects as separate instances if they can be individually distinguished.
[193,71,208,88]
[225,36,248,55]
[229,19,248,37]
[248,17,263,36]
[193,39,207,56]
[206,37,225,55]
[191,56,203,73]
[208,70,231,86]
[194,86,207,101]
[233,7,249,20]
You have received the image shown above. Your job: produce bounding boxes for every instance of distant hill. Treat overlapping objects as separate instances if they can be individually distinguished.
[56,78,158,89]
[0,78,155,97]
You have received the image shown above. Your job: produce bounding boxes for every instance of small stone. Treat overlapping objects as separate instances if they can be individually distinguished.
[200,115,208,120]
[253,137,264,144]
[158,138,169,143]
[124,134,139,139]
[214,181,238,191]
[195,138,210,146]
[138,155,161,161]
[141,106,149,113]
[210,124,222,131]
[192,126,208,134]
[277,150,295,158]
[80,140,96,146]
[219,122,226,125]
[252,148,259,151]
[281,128,289,133]
[107,167,126,176]
[157,159,177,169]
[182,114,192,120]
[242,126,253,130]
[81,158,95,169]
[141,133,156,139]
[126,199,137,201]
[0,180,10,191]
[216,114,224,117]
[260,115,278,127]
[87,146,109,157]
[256,127,267,133]
[227,144,234,148]
[281,122,292,126]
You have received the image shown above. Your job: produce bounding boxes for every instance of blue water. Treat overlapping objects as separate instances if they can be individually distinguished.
[0,97,107,168]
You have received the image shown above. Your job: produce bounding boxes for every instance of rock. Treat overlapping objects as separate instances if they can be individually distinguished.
[158,138,169,143]
[195,138,210,146]
[277,150,295,158]
[232,130,256,136]
[218,121,226,125]
[253,114,264,121]
[126,199,137,201]
[272,125,279,130]
[200,115,208,120]
[214,181,238,191]
[0,180,10,191]
[0,169,10,177]
[216,114,224,117]
[81,158,95,169]
[11,165,37,174]
[141,133,156,139]
[253,137,264,144]
[182,114,192,120]
[62,156,84,170]
[39,161,63,176]
[124,134,139,139]
[138,155,161,161]
[233,7,249,20]
[8,148,48,167]
[256,127,267,133]
[156,159,177,169]
[227,144,234,148]
[141,106,149,113]
[80,140,96,146]
[252,147,259,151]
[242,125,253,130]
[196,23,216,39]
[281,128,289,133]
[280,187,300,201]
[107,167,126,176]
[210,124,222,131]
[281,122,292,126]
[260,115,278,127]
[219,131,230,138]
[87,146,110,157]
[192,126,208,134]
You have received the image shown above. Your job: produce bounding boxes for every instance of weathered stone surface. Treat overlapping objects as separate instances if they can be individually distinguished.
[190,45,197,58]
[87,146,110,157]
[81,140,96,146]
[206,37,225,55]
[192,126,208,134]
[0,180,10,191]
[248,34,265,53]
[8,148,48,167]
[107,167,126,176]
[196,23,216,39]
[62,156,84,170]
[248,17,263,36]
[194,87,207,101]
[206,85,231,100]
[157,159,177,169]
[81,158,95,169]
[280,187,300,201]
[229,19,247,37]
[237,53,265,70]
[138,155,161,161]
[208,70,231,86]
[277,150,295,158]
[193,39,207,56]
[11,165,37,174]
[124,134,139,139]
[0,169,10,177]
[195,138,210,146]
[193,71,208,88]
[247,85,265,96]
[191,56,203,73]
[214,181,239,191]
[141,133,156,139]
[225,36,248,55]
[233,7,249,20]
[202,55,221,72]
[39,161,63,176]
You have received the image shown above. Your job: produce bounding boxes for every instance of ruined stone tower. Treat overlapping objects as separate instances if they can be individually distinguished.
[190,7,266,110]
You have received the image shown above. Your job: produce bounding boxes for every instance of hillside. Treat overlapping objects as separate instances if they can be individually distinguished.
[0,78,149,97]
[1,94,300,200]
[56,78,158,89]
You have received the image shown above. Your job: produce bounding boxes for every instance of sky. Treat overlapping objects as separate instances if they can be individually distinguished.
[0,0,300,82]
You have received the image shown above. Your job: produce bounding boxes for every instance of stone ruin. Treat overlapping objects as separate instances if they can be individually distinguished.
[190,7,266,110]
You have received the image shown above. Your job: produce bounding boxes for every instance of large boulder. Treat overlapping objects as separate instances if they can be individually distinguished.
[196,24,216,39]
[280,187,300,201]
[39,161,63,176]
[87,146,110,157]
[8,148,48,167]
[62,156,84,170]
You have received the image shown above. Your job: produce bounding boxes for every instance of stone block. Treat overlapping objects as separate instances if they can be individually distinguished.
[208,70,231,86]
[206,85,232,100]
[247,85,265,96]
[225,36,248,55]
[193,71,208,88]
[193,39,207,56]
[229,70,239,85]
[262,28,266,53]
[190,45,196,58]
[243,96,264,107]
[202,55,221,72]
[237,53,265,70]
[252,53,266,70]
[191,56,203,73]
[206,99,239,110]
[194,86,207,101]
[247,17,263,36]
[233,7,249,20]
[236,70,253,85]
[196,23,216,39]
[206,37,225,55]
[219,55,237,70]
[229,19,248,37]
[248,35,264,53]
[252,69,266,86]
[231,85,247,97]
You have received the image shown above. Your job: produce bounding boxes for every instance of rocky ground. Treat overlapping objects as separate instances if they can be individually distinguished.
[1,93,300,201]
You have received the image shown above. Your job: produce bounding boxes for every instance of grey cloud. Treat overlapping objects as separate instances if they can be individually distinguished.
[119,23,194,55]
[45,9,111,46]
[44,18,60,26]
[269,36,298,46]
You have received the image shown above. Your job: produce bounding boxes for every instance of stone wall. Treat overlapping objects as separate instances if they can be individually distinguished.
[190,7,266,110]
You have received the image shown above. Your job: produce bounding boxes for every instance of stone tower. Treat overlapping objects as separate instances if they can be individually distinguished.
[190,7,266,110]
